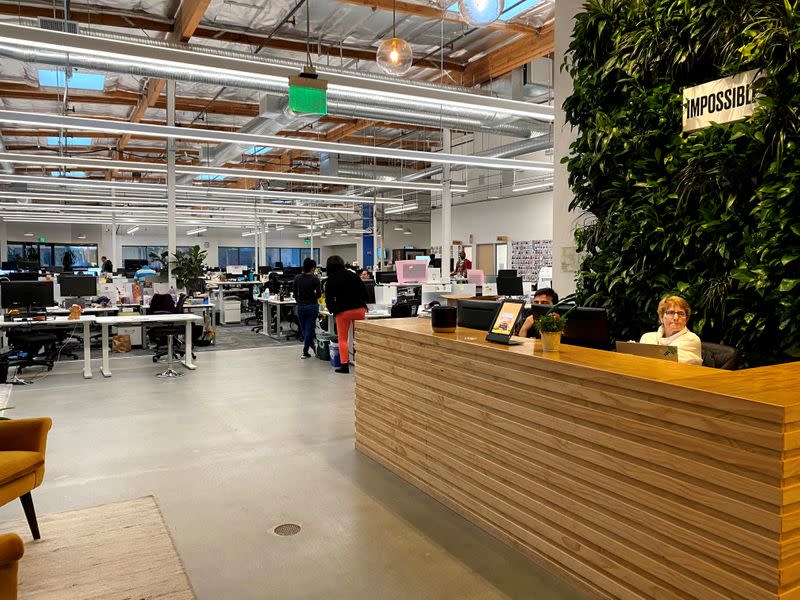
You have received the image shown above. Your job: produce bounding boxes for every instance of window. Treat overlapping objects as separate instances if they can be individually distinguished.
[218,247,256,269]
[38,69,105,90]
[122,245,194,269]
[280,248,300,268]
[7,242,97,268]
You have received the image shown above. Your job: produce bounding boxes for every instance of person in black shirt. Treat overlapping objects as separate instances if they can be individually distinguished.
[100,256,114,273]
[293,258,322,359]
[324,255,368,374]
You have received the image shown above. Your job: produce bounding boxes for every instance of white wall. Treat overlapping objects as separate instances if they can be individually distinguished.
[430,191,553,249]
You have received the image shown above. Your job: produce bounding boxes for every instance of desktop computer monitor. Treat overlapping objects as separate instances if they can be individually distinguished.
[375,271,398,284]
[6,272,39,281]
[124,259,148,272]
[60,274,98,298]
[529,304,611,349]
[1,261,17,271]
[457,299,500,331]
[274,261,284,269]
[497,276,524,296]
[17,260,40,272]
[258,266,271,275]
[0,281,55,310]
[396,260,428,284]
[498,269,517,279]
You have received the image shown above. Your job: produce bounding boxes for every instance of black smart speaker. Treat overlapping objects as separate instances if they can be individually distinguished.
[431,305,457,333]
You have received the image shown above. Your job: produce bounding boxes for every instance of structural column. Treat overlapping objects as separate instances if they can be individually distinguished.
[440,128,452,279]
[552,0,584,295]
[0,216,6,263]
[166,79,177,287]
[111,188,117,270]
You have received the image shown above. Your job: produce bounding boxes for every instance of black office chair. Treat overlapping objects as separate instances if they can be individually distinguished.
[148,294,194,377]
[244,285,262,328]
[701,342,739,370]
[5,329,58,378]
[390,301,419,318]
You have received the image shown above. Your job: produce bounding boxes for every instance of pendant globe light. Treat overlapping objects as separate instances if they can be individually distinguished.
[458,0,504,27]
[376,0,414,76]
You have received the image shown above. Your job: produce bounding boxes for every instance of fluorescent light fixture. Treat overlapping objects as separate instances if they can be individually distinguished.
[316,218,337,225]
[186,227,207,235]
[384,202,419,215]
[275,226,285,231]
[393,224,404,231]
[403,227,413,235]
[0,152,465,193]
[50,170,86,177]
[3,24,553,122]
[0,111,553,172]
[38,69,105,90]
[242,231,256,237]
[512,182,553,193]
[126,226,139,234]
[77,234,87,239]
[23,232,33,236]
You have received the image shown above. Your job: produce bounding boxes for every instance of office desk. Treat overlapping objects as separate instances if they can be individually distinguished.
[355,318,800,600]
[46,306,120,316]
[95,314,201,377]
[0,316,96,378]
[262,298,296,340]
[209,281,260,325]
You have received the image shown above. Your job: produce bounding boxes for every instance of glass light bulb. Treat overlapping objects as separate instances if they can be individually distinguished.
[376,37,413,76]
[457,0,503,26]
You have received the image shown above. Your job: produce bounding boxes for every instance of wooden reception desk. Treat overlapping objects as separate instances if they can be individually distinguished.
[354,318,800,600]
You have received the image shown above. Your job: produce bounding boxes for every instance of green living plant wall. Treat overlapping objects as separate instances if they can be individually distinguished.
[563,0,800,366]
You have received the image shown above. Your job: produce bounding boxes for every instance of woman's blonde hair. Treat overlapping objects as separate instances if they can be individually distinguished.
[658,295,691,318]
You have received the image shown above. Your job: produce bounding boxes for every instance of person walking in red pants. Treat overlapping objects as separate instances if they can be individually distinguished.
[324,255,368,374]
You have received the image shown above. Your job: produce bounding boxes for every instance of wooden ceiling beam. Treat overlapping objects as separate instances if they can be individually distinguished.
[332,0,537,34]
[461,22,554,86]
[117,0,212,152]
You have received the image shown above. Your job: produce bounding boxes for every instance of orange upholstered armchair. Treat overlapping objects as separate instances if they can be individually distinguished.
[0,533,23,600]
[0,418,52,540]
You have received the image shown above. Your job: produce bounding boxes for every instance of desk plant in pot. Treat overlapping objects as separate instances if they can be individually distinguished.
[172,245,207,295]
[535,311,567,352]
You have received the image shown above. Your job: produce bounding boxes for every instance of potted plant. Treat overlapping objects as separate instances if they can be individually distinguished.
[535,311,567,352]
[172,245,207,295]
[148,250,169,282]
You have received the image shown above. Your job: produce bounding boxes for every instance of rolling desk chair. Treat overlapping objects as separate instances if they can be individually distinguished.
[701,342,739,370]
[147,294,193,378]
[390,300,420,318]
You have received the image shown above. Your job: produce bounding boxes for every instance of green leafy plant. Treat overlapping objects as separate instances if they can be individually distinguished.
[563,0,800,366]
[148,250,169,272]
[535,312,567,334]
[172,245,207,294]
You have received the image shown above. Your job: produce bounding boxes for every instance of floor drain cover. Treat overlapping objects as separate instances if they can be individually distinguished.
[273,523,302,536]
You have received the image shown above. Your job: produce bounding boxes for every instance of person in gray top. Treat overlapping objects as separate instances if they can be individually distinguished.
[293,258,321,359]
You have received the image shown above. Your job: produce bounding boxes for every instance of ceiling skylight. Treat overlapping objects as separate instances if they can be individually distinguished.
[38,69,105,91]
[50,171,87,177]
[46,136,92,146]
[244,146,272,155]
[447,0,543,21]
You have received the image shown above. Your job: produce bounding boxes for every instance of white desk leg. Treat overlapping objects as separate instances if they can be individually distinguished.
[100,324,112,377]
[82,321,92,379]
[183,320,197,370]
[262,302,268,335]
[219,288,226,325]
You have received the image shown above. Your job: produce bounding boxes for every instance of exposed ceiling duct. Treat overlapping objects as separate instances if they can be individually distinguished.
[0,23,548,138]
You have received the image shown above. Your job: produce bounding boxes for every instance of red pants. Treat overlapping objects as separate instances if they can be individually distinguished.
[335,307,367,365]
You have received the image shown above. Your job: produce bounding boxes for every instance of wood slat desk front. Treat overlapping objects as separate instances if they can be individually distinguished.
[354,318,800,600]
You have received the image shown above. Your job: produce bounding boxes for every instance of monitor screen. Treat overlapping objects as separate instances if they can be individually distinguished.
[1,261,17,270]
[60,275,98,297]
[528,304,611,349]
[396,260,428,284]
[457,300,500,331]
[466,269,485,286]
[17,260,40,272]
[0,281,55,309]
[498,269,517,278]
[124,259,148,271]
[497,276,524,296]
[6,272,39,281]
[258,266,271,275]
[375,271,397,284]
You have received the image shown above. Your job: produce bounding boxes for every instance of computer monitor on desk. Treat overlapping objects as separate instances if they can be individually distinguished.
[60,274,98,298]
[375,271,397,284]
[6,272,39,281]
[0,281,55,312]
[396,260,428,284]
[457,299,500,331]
[497,276,524,297]
[528,304,611,349]
[364,280,376,305]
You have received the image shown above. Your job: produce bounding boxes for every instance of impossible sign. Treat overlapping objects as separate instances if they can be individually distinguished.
[683,70,760,132]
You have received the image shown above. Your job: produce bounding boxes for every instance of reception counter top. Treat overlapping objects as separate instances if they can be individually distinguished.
[354,318,800,600]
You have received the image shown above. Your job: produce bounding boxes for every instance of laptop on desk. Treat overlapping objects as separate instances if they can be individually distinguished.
[616,341,678,362]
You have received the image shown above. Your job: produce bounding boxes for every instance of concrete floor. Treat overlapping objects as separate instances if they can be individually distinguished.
[1,347,588,600]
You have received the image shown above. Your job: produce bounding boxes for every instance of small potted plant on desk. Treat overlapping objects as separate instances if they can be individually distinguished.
[535,310,567,352]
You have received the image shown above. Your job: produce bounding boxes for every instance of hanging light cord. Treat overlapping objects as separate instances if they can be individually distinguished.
[392,0,397,38]
[305,0,313,68]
